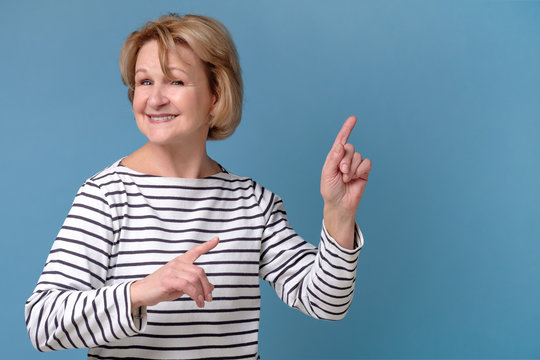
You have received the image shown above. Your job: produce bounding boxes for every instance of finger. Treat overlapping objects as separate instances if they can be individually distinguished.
[347,152,363,181]
[355,158,372,181]
[340,144,355,182]
[171,265,211,307]
[205,283,215,302]
[322,142,345,179]
[183,270,209,308]
[169,276,206,308]
[182,237,219,263]
[170,261,215,303]
[333,116,357,147]
[187,265,215,303]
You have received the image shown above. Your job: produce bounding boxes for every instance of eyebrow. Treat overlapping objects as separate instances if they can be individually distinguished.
[135,66,188,75]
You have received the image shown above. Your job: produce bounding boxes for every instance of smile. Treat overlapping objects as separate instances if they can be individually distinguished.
[147,114,178,122]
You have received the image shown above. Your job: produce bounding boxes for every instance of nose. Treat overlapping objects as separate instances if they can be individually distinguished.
[148,84,169,108]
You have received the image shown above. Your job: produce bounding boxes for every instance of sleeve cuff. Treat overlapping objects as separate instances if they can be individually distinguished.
[321,220,364,259]
[126,281,147,333]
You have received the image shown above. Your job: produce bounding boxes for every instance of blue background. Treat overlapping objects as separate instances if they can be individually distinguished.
[2,0,539,358]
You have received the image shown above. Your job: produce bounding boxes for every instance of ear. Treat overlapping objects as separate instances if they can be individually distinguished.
[209,92,218,117]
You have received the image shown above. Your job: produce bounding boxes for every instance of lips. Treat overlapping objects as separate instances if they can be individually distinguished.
[147,114,178,124]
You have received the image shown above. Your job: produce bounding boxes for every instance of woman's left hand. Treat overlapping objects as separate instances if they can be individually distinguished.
[320,116,372,249]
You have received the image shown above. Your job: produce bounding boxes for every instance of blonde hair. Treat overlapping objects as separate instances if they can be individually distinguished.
[119,13,243,140]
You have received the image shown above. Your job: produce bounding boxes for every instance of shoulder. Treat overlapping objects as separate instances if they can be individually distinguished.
[222,171,282,220]
[216,170,267,197]
[86,159,125,186]
[68,159,130,203]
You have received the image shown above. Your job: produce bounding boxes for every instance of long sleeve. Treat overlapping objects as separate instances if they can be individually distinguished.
[256,184,363,320]
[25,180,144,352]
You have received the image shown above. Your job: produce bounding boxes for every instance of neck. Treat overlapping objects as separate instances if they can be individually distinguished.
[123,141,220,179]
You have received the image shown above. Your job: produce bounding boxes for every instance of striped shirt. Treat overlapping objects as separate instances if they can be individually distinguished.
[25,160,363,359]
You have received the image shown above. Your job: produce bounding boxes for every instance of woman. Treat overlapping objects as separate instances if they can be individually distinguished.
[25,13,371,359]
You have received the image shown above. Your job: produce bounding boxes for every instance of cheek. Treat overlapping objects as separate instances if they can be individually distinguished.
[132,92,146,114]
[187,90,213,113]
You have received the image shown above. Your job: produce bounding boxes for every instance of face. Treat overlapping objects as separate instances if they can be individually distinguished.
[132,40,216,147]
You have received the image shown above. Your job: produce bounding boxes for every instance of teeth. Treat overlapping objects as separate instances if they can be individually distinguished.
[150,115,176,121]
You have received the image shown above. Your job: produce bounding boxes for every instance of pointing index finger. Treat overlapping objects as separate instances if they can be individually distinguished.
[183,237,219,263]
[333,116,357,146]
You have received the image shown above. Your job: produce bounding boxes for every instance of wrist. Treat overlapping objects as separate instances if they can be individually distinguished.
[323,205,356,250]
[323,204,355,226]
[130,280,144,310]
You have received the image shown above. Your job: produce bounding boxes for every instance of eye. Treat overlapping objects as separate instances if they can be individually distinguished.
[172,80,184,86]
[139,80,152,86]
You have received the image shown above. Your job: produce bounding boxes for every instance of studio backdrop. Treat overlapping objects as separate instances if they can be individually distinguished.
[2,0,539,359]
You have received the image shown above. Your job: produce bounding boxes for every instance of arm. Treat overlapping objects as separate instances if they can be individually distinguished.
[25,180,141,351]
[258,116,371,320]
[257,185,363,320]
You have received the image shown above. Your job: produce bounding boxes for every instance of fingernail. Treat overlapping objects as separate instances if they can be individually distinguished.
[341,163,349,173]
[198,295,204,307]
[206,293,213,302]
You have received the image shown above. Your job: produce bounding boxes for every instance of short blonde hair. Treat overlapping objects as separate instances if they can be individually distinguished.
[119,13,243,140]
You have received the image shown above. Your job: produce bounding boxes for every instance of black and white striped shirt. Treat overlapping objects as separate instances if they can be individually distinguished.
[25,160,363,359]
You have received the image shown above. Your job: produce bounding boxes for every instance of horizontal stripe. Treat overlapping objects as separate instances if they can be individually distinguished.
[312,280,354,299]
[119,224,265,234]
[115,236,261,245]
[92,169,252,184]
[36,281,79,291]
[59,226,113,246]
[307,287,350,308]
[100,179,255,193]
[110,260,259,268]
[76,191,109,207]
[55,237,110,258]
[106,272,259,281]
[110,248,260,257]
[72,203,113,221]
[319,265,355,282]
[110,202,260,213]
[319,250,358,273]
[310,299,351,317]
[262,246,316,281]
[88,353,258,360]
[66,214,114,233]
[114,212,264,224]
[148,317,259,327]
[135,328,258,339]
[213,284,259,288]
[148,306,260,314]
[45,259,106,283]
[172,296,261,302]
[98,340,259,351]
[104,190,254,203]
[321,242,358,264]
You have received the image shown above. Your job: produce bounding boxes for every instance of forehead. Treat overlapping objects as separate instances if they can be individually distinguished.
[135,40,204,72]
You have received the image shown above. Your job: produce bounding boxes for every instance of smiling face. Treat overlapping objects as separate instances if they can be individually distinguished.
[132,40,216,147]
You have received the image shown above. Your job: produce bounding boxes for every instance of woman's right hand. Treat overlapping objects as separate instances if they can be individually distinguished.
[130,237,219,309]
